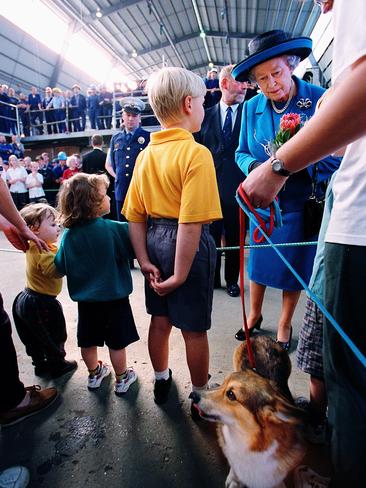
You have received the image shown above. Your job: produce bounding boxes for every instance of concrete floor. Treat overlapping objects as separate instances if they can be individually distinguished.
[0,233,331,487]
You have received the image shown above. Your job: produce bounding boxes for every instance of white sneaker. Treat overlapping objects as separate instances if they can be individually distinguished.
[88,361,110,389]
[115,367,137,396]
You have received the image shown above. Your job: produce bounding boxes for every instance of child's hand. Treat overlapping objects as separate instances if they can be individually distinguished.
[152,274,183,296]
[140,262,161,286]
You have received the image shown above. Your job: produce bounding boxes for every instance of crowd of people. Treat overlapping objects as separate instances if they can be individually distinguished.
[0,81,148,137]
[0,1,365,486]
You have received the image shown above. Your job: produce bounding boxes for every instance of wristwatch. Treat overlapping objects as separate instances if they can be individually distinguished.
[271,158,292,177]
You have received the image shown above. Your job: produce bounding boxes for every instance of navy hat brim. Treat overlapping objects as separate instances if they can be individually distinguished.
[233,38,313,82]
[122,106,142,115]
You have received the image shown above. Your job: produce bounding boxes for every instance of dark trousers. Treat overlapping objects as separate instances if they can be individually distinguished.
[44,110,58,134]
[89,108,97,129]
[12,289,67,367]
[54,109,66,133]
[20,112,30,136]
[30,110,43,134]
[210,203,240,286]
[0,293,25,412]
[324,243,366,486]
[102,105,112,129]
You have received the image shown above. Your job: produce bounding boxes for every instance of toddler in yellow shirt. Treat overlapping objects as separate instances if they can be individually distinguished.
[12,203,77,378]
[123,67,222,413]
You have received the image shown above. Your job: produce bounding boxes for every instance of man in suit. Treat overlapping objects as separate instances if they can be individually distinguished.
[82,134,107,174]
[195,65,248,297]
[70,84,87,132]
[106,97,150,220]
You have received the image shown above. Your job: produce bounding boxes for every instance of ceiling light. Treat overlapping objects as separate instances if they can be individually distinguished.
[131,50,138,58]
[200,31,206,38]
[208,62,214,68]
[96,8,102,18]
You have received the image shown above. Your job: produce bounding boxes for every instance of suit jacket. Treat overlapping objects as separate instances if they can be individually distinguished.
[82,148,107,174]
[195,103,244,206]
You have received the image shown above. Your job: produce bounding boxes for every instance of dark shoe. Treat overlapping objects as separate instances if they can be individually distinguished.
[0,385,58,427]
[276,326,293,351]
[153,369,172,405]
[226,283,240,297]
[34,361,51,377]
[191,401,201,421]
[235,315,263,341]
[49,360,78,379]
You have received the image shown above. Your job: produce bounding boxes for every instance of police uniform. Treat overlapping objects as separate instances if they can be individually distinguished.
[70,85,87,132]
[87,86,100,130]
[109,97,150,220]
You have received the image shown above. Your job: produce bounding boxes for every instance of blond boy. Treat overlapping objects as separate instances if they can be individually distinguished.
[123,67,222,410]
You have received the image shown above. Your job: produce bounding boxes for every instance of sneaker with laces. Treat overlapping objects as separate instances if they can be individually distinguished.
[153,369,172,405]
[114,367,137,396]
[87,361,110,389]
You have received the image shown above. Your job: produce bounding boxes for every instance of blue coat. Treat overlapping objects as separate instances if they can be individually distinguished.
[236,77,341,290]
[110,127,150,203]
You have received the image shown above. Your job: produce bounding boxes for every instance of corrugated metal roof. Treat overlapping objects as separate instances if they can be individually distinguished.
[49,0,321,78]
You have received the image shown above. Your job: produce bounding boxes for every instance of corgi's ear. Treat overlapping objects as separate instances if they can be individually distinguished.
[262,396,305,426]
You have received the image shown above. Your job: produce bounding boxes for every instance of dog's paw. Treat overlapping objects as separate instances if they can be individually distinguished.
[225,469,243,488]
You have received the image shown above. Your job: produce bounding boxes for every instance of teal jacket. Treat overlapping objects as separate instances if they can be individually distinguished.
[55,218,133,302]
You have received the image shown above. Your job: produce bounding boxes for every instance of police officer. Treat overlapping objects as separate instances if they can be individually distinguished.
[106,97,150,220]
[87,85,99,130]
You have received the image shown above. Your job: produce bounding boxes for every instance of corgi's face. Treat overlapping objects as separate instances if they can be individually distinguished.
[192,371,304,435]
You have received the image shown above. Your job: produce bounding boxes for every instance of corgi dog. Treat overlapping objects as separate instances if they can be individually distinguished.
[190,337,306,488]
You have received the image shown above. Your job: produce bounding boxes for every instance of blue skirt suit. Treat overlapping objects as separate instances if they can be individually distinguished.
[236,76,340,291]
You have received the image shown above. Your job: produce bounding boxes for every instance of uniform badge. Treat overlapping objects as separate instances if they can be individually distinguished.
[114,143,119,150]
[138,137,145,145]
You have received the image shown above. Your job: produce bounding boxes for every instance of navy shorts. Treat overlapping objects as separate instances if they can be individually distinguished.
[145,219,216,331]
[77,297,139,350]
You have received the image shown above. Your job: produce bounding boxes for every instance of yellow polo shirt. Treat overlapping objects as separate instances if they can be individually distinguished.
[122,128,222,223]
[26,242,63,296]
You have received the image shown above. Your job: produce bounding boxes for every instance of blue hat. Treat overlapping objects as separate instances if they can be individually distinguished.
[233,30,313,82]
[121,97,145,114]
[57,151,67,161]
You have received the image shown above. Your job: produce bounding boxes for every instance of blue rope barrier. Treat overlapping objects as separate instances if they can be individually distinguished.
[240,202,366,369]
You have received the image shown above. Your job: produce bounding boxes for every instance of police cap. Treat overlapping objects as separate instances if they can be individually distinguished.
[121,97,145,114]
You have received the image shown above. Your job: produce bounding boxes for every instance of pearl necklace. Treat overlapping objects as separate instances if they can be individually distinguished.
[270,80,295,114]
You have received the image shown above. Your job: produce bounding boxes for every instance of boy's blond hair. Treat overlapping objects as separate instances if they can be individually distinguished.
[146,67,206,125]
[20,203,58,230]
[57,173,109,228]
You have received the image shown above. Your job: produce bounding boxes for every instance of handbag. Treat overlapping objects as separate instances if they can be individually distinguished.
[304,164,325,239]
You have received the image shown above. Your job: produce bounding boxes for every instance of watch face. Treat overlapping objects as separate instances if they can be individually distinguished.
[272,160,282,172]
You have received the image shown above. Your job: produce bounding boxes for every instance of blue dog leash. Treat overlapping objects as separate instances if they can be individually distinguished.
[236,189,366,369]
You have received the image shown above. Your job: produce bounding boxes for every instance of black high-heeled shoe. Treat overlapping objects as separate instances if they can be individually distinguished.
[235,315,263,341]
[276,326,293,352]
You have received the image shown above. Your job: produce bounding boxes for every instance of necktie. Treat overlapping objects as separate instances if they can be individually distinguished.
[125,132,132,144]
[222,106,232,146]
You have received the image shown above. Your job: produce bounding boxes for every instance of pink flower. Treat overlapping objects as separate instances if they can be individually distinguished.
[279,113,301,135]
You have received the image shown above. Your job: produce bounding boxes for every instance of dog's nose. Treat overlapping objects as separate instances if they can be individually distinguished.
[189,391,200,403]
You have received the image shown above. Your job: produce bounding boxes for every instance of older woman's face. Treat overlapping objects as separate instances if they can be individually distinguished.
[252,57,293,103]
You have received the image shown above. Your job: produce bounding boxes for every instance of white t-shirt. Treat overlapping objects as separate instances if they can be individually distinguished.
[6,167,28,193]
[326,0,366,246]
[26,172,45,199]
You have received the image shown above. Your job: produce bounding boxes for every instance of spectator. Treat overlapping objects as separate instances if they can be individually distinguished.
[72,153,81,170]
[47,88,65,133]
[204,68,221,108]
[26,161,46,203]
[22,156,32,174]
[4,154,28,209]
[17,93,30,137]
[61,155,80,182]
[42,87,57,135]
[36,155,57,206]
[98,85,113,129]
[7,87,19,135]
[53,151,67,185]
[87,85,99,130]
[10,135,24,159]
[82,134,107,174]
[27,87,43,135]
[0,135,12,162]
[64,90,73,133]
[0,85,11,134]
[70,84,87,131]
